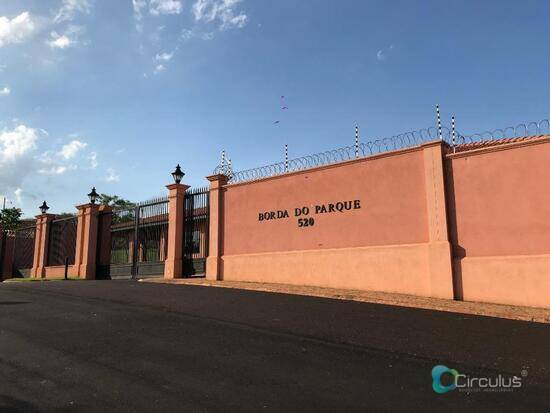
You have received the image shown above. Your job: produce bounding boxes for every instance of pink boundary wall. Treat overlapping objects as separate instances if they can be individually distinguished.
[207,142,455,300]
[446,137,550,308]
[207,138,550,309]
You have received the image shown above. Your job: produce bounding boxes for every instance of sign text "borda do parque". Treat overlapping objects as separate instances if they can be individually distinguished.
[258,200,361,228]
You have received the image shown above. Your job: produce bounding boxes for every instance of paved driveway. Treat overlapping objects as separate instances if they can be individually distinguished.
[0,280,548,412]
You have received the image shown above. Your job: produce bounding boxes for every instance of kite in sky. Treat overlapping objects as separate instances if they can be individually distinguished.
[281,95,288,110]
[274,95,288,125]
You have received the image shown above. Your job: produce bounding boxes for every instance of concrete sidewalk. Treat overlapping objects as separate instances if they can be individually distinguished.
[141,277,550,324]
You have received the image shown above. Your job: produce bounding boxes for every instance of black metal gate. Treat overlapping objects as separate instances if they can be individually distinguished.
[183,187,209,276]
[106,198,169,279]
[47,216,77,266]
[13,225,36,277]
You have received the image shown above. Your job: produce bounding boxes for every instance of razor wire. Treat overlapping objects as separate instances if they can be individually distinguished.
[215,118,549,184]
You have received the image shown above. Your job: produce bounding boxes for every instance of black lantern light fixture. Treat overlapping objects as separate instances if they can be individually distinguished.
[171,164,184,184]
[88,187,99,204]
[39,201,49,214]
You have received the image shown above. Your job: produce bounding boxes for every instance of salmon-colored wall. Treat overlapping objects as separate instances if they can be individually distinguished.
[223,149,429,255]
[212,143,454,299]
[447,139,550,257]
[44,265,75,278]
[446,137,550,308]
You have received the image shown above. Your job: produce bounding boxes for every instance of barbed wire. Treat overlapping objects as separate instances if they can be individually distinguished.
[214,118,550,184]
[455,119,549,144]
[214,126,455,183]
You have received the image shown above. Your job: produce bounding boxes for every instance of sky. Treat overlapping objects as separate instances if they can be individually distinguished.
[1,0,549,217]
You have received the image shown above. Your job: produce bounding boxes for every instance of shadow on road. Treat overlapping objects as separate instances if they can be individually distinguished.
[0,302,30,306]
[0,395,43,413]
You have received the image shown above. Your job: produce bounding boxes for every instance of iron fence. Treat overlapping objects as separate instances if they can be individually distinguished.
[183,187,209,276]
[47,216,77,266]
[108,197,169,278]
[13,225,36,274]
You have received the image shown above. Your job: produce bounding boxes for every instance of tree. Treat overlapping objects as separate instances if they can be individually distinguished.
[55,212,76,219]
[0,207,22,231]
[99,194,135,210]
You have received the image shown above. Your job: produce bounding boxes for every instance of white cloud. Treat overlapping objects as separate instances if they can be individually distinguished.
[155,51,173,61]
[376,45,394,62]
[48,32,72,49]
[0,12,36,47]
[47,26,84,49]
[54,0,93,23]
[0,86,10,96]
[133,0,147,32]
[105,168,119,182]
[192,0,248,30]
[38,164,75,175]
[0,125,38,161]
[150,0,183,15]
[14,188,23,204]
[59,140,88,159]
[0,125,39,191]
[153,64,165,74]
[181,28,214,41]
[88,151,98,168]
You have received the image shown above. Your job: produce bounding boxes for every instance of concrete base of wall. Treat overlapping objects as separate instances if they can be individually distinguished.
[43,265,76,278]
[221,242,454,299]
[454,254,550,309]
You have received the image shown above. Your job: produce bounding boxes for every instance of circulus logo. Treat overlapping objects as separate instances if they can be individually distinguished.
[432,365,459,394]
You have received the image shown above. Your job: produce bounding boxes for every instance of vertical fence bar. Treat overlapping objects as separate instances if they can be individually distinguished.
[355,125,359,158]
[131,205,139,279]
[284,144,288,172]
[452,115,456,153]
[436,104,442,141]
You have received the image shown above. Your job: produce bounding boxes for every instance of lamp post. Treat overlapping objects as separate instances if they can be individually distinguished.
[171,164,184,184]
[39,201,49,214]
[87,187,99,205]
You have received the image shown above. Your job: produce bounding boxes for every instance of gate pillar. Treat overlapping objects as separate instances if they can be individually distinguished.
[31,213,55,278]
[164,183,190,279]
[74,203,101,279]
[205,174,228,281]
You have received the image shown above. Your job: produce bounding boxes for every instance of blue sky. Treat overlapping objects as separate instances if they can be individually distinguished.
[0,0,549,216]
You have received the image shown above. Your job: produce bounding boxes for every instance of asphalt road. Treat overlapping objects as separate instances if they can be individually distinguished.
[0,280,548,412]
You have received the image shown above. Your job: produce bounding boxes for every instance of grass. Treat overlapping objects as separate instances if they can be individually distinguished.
[3,277,82,282]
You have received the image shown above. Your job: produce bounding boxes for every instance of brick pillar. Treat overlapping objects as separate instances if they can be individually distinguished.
[422,141,454,299]
[205,174,228,281]
[96,205,112,278]
[164,183,189,279]
[74,203,101,279]
[31,214,55,278]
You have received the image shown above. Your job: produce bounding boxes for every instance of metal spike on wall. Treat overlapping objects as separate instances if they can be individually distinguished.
[284,144,288,172]
[452,115,456,153]
[355,125,359,158]
[228,158,232,176]
[436,104,442,140]
[221,150,225,168]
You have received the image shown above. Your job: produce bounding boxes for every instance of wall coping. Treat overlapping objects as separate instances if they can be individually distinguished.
[446,135,550,159]
[224,140,444,189]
